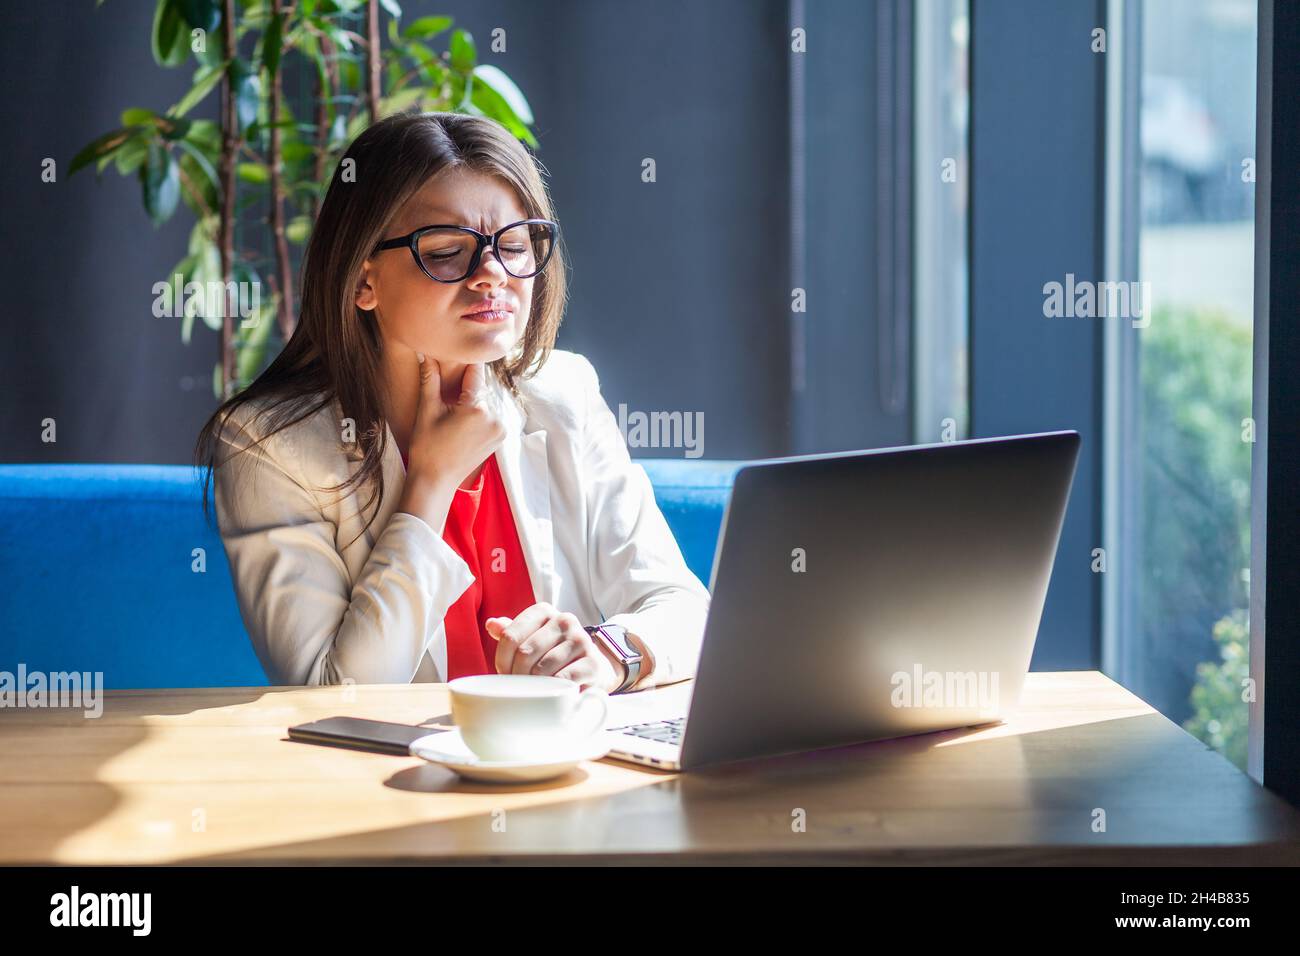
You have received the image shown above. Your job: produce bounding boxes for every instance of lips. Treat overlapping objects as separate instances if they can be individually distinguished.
[462,299,514,318]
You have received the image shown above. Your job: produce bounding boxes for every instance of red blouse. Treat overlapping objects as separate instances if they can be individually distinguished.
[400,449,537,679]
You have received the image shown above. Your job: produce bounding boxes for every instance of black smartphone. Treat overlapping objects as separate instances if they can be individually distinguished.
[287,716,446,755]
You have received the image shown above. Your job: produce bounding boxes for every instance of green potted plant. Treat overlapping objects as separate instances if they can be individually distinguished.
[71,0,538,398]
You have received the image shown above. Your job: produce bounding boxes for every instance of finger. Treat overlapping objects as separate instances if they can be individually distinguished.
[485,616,508,640]
[521,612,585,676]
[458,362,488,405]
[494,603,557,673]
[496,604,555,643]
[416,352,443,416]
[509,619,567,676]
[554,655,599,690]
[532,633,587,677]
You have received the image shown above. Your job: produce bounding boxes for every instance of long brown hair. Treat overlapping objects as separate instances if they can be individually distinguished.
[194,110,568,545]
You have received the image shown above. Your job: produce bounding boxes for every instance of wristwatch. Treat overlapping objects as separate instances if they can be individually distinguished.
[585,623,642,694]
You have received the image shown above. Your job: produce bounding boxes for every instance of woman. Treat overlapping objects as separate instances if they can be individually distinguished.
[195,111,709,694]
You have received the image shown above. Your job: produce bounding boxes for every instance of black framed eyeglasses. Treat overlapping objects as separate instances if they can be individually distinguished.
[373,218,559,283]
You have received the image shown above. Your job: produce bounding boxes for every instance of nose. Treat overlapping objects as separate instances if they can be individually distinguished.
[467,240,510,288]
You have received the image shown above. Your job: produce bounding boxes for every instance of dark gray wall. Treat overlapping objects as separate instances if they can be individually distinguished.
[798,0,914,454]
[0,1,211,463]
[970,0,1105,670]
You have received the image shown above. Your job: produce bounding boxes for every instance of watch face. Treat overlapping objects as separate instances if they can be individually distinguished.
[594,625,641,661]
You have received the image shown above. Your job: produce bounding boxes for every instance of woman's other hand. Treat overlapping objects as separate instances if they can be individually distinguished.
[486,604,627,693]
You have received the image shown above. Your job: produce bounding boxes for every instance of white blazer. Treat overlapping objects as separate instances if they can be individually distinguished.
[213,348,711,689]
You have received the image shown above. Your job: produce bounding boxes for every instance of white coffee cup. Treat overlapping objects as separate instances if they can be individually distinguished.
[448,674,609,762]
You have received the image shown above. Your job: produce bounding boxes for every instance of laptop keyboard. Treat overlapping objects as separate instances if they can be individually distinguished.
[608,716,686,745]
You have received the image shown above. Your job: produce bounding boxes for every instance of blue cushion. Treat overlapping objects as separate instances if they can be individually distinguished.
[0,461,741,689]
[636,459,743,585]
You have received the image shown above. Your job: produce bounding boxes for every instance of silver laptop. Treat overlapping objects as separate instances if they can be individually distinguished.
[601,430,1081,772]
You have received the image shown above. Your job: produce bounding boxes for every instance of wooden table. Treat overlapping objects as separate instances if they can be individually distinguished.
[2,672,1297,865]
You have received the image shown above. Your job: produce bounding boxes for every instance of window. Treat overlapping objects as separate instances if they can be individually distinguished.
[1106,0,1257,769]
[914,0,970,444]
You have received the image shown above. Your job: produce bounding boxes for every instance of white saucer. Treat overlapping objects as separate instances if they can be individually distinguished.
[408,729,612,783]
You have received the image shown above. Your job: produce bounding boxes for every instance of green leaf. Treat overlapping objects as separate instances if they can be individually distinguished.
[111,134,151,175]
[232,260,262,301]
[188,216,216,260]
[385,57,405,90]
[281,140,313,164]
[246,118,296,140]
[262,10,284,79]
[231,62,262,132]
[378,87,424,118]
[328,113,346,148]
[121,107,157,128]
[152,0,191,67]
[141,141,181,225]
[120,107,190,141]
[165,253,199,343]
[178,168,212,216]
[182,300,197,344]
[157,116,193,140]
[319,20,354,53]
[286,215,312,244]
[176,138,219,193]
[339,57,360,88]
[69,127,133,177]
[378,0,401,19]
[177,0,219,33]
[169,63,226,118]
[404,15,451,39]
[187,220,222,324]
[404,39,443,85]
[470,77,538,148]
[200,296,225,332]
[185,118,222,151]
[236,312,274,386]
[449,28,476,73]
[344,110,369,142]
[237,162,270,184]
[446,71,464,104]
[235,283,276,386]
[455,71,472,111]
[193,26,224,67]
[188,217,209,259]
[291,177,325,197]
[472,64,534,125]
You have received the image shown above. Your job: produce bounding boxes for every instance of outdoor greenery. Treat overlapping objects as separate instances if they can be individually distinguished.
[1185,610,1249,769]
[69,0,537,398]
[1140,305,1252,769]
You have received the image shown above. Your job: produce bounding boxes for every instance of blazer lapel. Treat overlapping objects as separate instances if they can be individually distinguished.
[491,373,556,609]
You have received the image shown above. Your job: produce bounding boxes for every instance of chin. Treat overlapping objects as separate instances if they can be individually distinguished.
[455,341,511,364]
